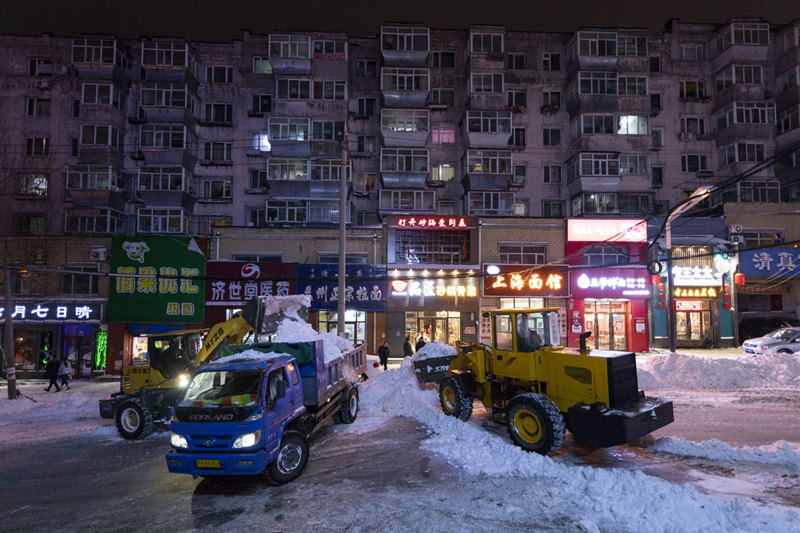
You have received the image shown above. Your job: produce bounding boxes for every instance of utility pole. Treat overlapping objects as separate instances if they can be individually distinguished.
[4,261,19,399]
[337,130,347,338]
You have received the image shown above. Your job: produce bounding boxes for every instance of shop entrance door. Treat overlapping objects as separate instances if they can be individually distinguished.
[405,311,461,347]
[675,300,712,346]
[583,300,628,351]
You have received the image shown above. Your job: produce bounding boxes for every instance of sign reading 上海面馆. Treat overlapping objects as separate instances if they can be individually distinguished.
[483,265,569,297]
[740,247,800,277]
[108,236,205,323]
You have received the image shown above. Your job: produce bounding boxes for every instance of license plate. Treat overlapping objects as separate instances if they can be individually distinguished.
[196,459,221,469]
[744,348,754,354]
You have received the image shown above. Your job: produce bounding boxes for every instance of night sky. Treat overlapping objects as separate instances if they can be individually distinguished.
[1,0,797,41]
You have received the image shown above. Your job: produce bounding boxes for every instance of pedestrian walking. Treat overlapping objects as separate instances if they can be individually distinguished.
[43,357,61,392]
[59,359,71,390]
[403,337,414,358]
[415,334,427,352]
[378,340,390,371]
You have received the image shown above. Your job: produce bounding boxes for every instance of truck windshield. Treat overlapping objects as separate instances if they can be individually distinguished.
[178,370,262,408]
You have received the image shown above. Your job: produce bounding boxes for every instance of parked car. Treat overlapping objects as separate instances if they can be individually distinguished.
[741,327,800,355]
[739,317,800,342]
[364,354,384,379]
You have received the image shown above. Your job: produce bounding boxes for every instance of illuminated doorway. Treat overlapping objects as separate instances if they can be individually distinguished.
[583,300,628,351]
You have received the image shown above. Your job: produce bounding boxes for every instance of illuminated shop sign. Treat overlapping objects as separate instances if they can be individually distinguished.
[206,261,295,304]
[740,248,800,277]
[390,215,476,230]
[675,300,705,311]
[567,219,647,243]
[570,268,651,298]
[673,287,717,298]
[297,264,386,311]
[391,279,478,298]
[0,302,102,322]
[483,265,569,297]
[671,266,722,287]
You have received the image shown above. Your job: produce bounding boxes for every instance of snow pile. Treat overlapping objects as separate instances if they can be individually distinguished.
[652,437,800,469]
[410,340,457,361]
[212,349,284,366]
[637,351,800,388]
[357,361,800,532]
[272,312,354,362]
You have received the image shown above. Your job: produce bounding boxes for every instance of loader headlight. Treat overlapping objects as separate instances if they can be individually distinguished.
[170,432,189,449]
[233,430,261,449]
[177,374,190,388]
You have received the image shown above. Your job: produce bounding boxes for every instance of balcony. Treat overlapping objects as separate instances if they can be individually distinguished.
[269,57,312,75]
[380,171,428,189]
[140,65,199,92]
[711,45,770,72]
[139,105,197,126]
[567,175,622,196]
[381,49,429,68]
[268,180,339,199]
[66,189,128,212]
[137,189,197,210]
[77,146,125,167]
[466,131,512,149]
[139,147,198,168]
[268,140,312,158]
[566,94,618,116]
[462,173,512,191]
[382,89,430,108]
[381,129,429,147]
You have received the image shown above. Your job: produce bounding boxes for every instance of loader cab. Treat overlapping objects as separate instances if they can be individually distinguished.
[490,308,562,354]
[147,330,204,380]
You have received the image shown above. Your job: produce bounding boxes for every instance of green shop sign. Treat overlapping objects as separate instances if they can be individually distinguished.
[108,236,205,323]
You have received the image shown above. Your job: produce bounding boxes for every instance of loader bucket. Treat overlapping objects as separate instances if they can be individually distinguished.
[242,294,312,336]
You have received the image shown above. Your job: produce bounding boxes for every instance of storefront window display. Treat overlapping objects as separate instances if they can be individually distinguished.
[404,311,461,345]
[319,310,367,345]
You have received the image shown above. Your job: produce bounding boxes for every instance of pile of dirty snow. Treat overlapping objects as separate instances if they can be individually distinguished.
[272,316,354,362]
[410,341,457,361]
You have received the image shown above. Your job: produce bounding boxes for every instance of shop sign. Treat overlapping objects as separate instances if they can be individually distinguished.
[391,279,478,298]
[206,262,295,305]
[675,300,705,311]
[570,267,651,298]
[740,247,800,277]
[671,265,721,286]
[109,236,205,323]
[389,215,477,230]
[297,264,386,311]
[567,219,647,243]
[483,265,569,297]
[673,287,717,298]
[0,302,102,322]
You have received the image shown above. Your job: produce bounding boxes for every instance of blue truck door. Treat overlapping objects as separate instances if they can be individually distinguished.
[264,367,291,453]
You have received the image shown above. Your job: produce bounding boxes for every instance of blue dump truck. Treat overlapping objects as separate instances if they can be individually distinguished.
[165,339,366,484]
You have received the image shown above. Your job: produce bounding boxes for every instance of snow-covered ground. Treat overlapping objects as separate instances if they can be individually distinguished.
[2,347,800,532]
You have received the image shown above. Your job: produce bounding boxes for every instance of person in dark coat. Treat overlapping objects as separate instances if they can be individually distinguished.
[403,337,414,358]
[43,357,61,392]
[415,334,426,352]
[58,359,71,390]
[377,340,390,371]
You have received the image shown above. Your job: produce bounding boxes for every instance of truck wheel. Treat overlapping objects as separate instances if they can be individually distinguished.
[266,431,309,485]
[338,386,359,424]
[506,393,565,456]
[115,398,154,440]
[439,376,473,421]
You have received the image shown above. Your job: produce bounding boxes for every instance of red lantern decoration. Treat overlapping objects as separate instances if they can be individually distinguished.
[651,274,661,284]
[657,283,664,291]
[734,272,746,285]
[658,301,665,309]
[724,302,731,310]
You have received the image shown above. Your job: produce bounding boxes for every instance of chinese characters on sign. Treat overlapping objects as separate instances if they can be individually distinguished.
[482,265,569,297]
[671,265,722,287]
[0,302,101,322]
[391,279,478,298]
[396,216,468,229]
[567,219,647,243]
[740,247,800,277]
[297,264,386,311]
[570,268,651,298]
[673,287,718,298]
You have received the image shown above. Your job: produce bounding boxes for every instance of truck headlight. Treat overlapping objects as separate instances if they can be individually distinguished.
[233,430,261,449]
[170,432,189,449]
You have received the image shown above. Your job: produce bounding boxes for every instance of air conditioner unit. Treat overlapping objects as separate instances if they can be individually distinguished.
[90,248,107,261]
[36,79,50,90]
[731,235,746,245]
[679,132,692,141]
[728,223,743,234]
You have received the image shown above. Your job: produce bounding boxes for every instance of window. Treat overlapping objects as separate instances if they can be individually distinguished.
[542,52,560,71]
[471,33,503,53]
[270,35,310,59]
[382,26,429,52]
[313,80,346,100]
[382,68,428,91]
[206,65,233,83]
[357,97,377,117]
[137,208,190,233]
[26,97,50,116]
[72,38,121,65]
[379,190,435,211]
[542,128,561,147]
[141,82,192,109]
[82,82,120,107]
[432,51,455,68]
[203,142,232,163]
[431,164,454,183]
[467,150,512,174]
[355,173,376,192]
[313,40,346,57]
[583,244,627,266]
[268,159,308,180]
[713,102,776,130]
[681,154,708,172]
[381,148,428,172]
[511,128,526,147]
[777,68,798,94]
[499,243,545,264]
[618,154,649,175]
[356,135,378,153]
[471,73,503,93]
[65,207,123,234]
[711,22,769,57]
[432,127,455,144]
[543,200,564,217]
[507,53,526,69]
[81,125,122,149]
[777,107,800,135]
[542,91,561,108]
[618,76,647,95]
[139,124,187,149]
[382,109,429,132]
[204,103,232,125]
[651,128,664,148]
[578,71,617,95]
[431,88,455,107]
[268,117,310,140]
[512,165,526,186]
[277,78,311,99]
[579,114,615,134]
[61,267,99,295]
[357,59,377,76]
[252,56,272,73]
[18,174,48,197]
[138,166,191,192]
[566,153,620,180]
[28,57,53,76]
[466,191,515,216]
[649,56,661,72]
[617,115,648,135]
[578,32,617,56]
[68,165,125,191]
[467,111,511,133]
[543,164,562,184]
[201,177,232,200]
[679,80,707,99]
[652,166,664,188]
[507,89,527,107]
[249,169,268,191]
[312,120,345,140]
[618,36,646,56]
[680,44,704,61]
[252,94,272,115]
[681,116,707,135]
[266,200,343,224]
[719,142,766,166]
[26,137,49,155]
[310,159,347,181]
[142,42,191,67]
[16,213,47,235]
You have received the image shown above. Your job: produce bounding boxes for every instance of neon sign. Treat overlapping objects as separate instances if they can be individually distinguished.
[0,302,102,322]
[570,268,652,298]
[672,266,722,287]
[675,300,705,311]
[391,279,477,298]
[673,287,717,298]
[483,265,569,297]
[396,216,468,229]
[567,219,647,242]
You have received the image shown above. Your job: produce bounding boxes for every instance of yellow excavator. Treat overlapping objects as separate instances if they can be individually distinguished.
[99,295,309,439]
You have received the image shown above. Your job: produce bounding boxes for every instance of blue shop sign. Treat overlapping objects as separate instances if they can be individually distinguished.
[297,264,387,311]
[740,247,800,277]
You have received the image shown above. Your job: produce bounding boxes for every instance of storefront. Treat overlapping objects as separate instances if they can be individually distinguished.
[0,301,104,379]
[297,263,386,352]
[205,261,296,325]
[106,236,206,374]
[481,264,570,344]
[568,267,652,353]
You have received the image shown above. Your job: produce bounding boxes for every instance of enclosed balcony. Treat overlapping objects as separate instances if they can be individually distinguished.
[465,111,512,148]
[380,148,429,188]
[380,109,430,147]
[380,26,430,67]
[381,68,430,108]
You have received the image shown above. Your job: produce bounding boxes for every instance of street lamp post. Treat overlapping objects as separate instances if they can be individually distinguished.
[337,130,347,338]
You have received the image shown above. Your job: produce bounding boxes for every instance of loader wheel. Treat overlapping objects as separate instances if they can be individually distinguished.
[115,398,154,440]
[439,376,473,421]
[506,393,565,456]
[337,386,359,424]
[266,431,309,485]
